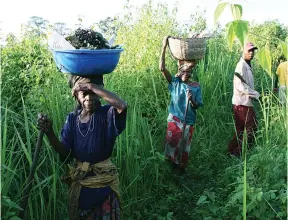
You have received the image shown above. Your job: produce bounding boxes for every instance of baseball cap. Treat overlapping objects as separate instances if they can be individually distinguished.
[244,42,258,51]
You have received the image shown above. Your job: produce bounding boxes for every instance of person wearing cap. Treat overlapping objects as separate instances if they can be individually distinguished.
[274,57,288,105]
[37,76,127,219]
[228,42,260,157]
[159,36,203,172]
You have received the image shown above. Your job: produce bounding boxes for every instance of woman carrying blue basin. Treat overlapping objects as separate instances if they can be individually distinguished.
[38,76,127,220]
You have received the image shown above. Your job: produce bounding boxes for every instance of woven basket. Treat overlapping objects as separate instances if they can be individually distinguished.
[168,37,207,61]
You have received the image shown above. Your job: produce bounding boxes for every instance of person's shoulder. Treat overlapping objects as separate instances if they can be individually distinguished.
[64,111,78,125]
[187,81,201,87]
[280,61,288,68]
[102,104,112,109]
[171,76,180,83]
[237,58,245,67]
[235,58,246,73]
[68,110,79,118]
[100,105,113,113]
[168,76,180,90]
[276,63,281,73]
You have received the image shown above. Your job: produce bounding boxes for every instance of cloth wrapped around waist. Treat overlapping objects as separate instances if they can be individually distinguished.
[62,158,120,220]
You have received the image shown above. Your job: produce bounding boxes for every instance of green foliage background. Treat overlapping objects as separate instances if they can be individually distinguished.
[1,2,287,220]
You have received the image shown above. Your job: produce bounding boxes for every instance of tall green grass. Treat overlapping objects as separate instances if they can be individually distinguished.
[1,84,168,219]
[1,2,287,220]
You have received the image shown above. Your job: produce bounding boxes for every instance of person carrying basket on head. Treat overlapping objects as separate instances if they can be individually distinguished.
[159,36,204,173]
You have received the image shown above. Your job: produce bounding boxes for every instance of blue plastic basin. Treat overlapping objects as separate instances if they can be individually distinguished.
[53,49,124,76]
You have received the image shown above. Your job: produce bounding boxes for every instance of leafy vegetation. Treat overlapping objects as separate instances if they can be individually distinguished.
[65,28,110,49]
[1,1,287,219]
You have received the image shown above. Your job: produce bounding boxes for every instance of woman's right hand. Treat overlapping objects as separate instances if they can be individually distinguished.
[37,113,53,134]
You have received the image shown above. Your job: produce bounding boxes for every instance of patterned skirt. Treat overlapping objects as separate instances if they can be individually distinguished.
[164,114,194,168]
[79,192,120,220]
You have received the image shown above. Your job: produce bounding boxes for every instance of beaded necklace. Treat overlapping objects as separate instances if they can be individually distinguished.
[77,113,95,137]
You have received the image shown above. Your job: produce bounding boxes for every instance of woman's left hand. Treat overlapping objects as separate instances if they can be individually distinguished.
[186,89,193,101]
[186,89,198,108]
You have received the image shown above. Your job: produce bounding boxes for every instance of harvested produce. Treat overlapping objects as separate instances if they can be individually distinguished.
[65,28,111,49]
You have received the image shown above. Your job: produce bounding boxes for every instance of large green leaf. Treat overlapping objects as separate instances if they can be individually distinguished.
[265,43,272,76]
[196,195,207,205]
[257,49,267,73]
[206,191,216,203]
[234,20,249,48]
[214,2,228,25]
[279,40,288,59]
[257,43,272,77]
[226,22,236,50]
[230,4,243,20]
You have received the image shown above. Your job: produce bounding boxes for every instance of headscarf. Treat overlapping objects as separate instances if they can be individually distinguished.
[68,75,104,89]
[175,62,195,77]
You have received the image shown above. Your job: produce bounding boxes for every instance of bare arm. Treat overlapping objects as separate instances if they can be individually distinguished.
[46,130,71,158]
[37,114,70,159]
[75,84,127,114]
[159,36,172,83]
[189,98,200,109]
[187,90,200,109]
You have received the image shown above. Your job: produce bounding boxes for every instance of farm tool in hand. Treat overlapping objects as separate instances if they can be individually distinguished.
[18,114,47,219]
[177,96,191,169]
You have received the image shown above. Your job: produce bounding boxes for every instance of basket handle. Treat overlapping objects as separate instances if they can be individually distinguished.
[167,36,179,61]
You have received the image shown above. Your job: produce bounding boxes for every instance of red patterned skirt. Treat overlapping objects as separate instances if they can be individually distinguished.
[164,114,194,168]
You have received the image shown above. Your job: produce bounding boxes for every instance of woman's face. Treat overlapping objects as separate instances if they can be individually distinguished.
[178,60,197,82]
[180,71,192,82]
[76,90,100,112]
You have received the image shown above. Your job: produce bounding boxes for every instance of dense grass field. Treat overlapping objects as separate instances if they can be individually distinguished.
[1,3,287,220]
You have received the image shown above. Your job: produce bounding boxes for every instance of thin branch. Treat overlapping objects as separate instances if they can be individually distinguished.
[249,31,288,45]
